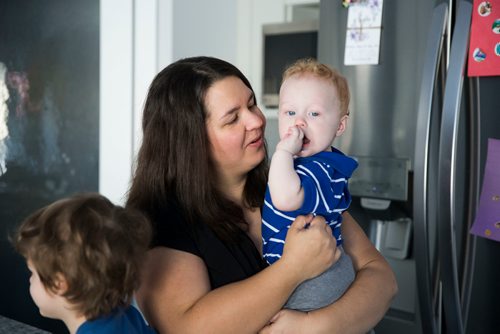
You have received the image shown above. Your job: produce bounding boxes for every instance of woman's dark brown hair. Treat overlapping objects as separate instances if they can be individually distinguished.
[13,193,151,319]
[126,56,268,241]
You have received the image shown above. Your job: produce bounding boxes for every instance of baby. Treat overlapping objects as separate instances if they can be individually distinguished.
[262,58,358,311]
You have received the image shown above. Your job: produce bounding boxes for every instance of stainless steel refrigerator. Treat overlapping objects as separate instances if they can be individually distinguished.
[318,0,500,333]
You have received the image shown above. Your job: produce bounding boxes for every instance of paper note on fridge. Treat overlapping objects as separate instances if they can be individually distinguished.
[471,138,500,242]
[344,0,383,66]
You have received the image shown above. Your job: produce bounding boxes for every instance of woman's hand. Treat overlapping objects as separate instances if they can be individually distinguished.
[259,309,311,334]
[280,214,340,282]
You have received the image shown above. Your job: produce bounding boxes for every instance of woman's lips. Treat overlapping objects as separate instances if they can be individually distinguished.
[248,135,263,147]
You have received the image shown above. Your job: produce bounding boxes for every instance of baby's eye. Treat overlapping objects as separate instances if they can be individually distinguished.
[285,111,296,116]
[308,111,320,117]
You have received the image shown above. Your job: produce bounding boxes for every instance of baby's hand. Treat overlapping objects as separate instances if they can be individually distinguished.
[276,126,303,155]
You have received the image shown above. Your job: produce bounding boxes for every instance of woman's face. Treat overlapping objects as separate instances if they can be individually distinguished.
[205,76,266,181]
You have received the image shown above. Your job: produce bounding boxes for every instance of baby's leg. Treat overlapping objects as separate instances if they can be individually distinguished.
[284,245,355,311]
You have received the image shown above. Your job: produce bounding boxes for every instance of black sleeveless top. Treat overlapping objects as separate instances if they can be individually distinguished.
[151,201,268,289]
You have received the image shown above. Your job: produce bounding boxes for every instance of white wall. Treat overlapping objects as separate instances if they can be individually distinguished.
[100,0,173,204]
[100,0,134,205]
[172,0,238,63]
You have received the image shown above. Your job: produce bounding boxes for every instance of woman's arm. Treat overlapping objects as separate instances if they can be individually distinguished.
[260,212,398,334]
[136,215,339,334]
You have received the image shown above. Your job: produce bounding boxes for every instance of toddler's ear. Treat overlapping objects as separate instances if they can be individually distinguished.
[336,115,349,137]
[53,273,69,295]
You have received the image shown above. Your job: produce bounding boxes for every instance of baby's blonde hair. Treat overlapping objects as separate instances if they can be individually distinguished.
[282,58,350,116]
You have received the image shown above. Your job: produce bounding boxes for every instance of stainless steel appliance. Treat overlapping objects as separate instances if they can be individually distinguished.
[318,0,500,333]
[262,20,319,108]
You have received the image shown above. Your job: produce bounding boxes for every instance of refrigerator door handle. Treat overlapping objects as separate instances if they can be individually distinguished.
[413,3,448,334]
[437,1,473,333]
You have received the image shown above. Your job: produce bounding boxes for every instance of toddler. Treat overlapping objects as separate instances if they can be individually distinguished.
[13,193,155,334]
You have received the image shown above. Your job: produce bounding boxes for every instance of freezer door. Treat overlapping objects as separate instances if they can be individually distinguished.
[413,3,449,333]
[437,1,473,333]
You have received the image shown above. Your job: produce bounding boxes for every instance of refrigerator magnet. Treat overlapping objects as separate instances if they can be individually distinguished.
[478,1,492,16]
[493,19,500,33]
[473,47,487,61]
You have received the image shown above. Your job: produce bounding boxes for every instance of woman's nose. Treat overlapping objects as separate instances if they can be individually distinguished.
[245,108,265,130]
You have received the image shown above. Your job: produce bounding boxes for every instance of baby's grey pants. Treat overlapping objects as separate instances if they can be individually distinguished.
[284,245,355,311]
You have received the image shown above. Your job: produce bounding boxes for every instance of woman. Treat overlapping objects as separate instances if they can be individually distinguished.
[127,56,397,333]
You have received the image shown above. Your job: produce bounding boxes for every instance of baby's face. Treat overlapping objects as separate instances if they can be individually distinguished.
[278,74,345,157]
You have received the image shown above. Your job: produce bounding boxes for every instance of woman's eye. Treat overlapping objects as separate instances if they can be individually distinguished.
[228,116,238,124]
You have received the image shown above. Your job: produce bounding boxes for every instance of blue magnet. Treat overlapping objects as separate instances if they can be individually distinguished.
[493,19,500,34]
[473,48,486,62]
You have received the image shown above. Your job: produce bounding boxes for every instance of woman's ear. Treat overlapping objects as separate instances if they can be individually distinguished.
[336,114,349,137]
